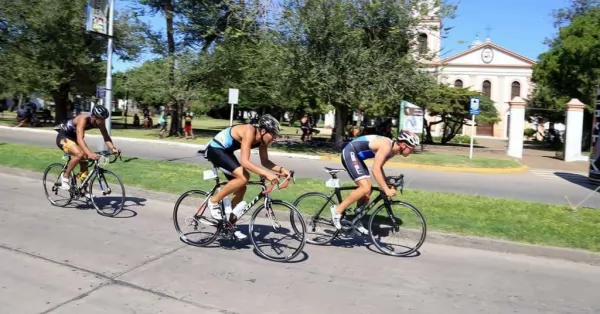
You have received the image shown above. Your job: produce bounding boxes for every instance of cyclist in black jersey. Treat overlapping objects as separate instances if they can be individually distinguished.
[54,105,119,190]
[204,114,290,240]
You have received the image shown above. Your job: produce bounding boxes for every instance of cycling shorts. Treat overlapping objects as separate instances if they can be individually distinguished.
[56,131,77,153]
[341,144,370,182]
[205,145,240,180]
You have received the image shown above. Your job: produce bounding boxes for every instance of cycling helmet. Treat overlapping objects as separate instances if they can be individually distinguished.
[397,130,420,147]
[91,105,109,119]
[258,114,281,135]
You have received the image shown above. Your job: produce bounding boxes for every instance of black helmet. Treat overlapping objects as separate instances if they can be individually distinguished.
[258,114,281,135]
[92,105,109,119]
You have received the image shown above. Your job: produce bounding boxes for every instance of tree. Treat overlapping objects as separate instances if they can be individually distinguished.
[415,83,499,144]
[280,0,445,145]
[531,6,600,148]
[0,0,147,123]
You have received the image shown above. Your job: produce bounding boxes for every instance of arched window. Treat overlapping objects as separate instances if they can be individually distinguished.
[454,79,463,88]
[511,81,521,99]
[417,33,428,55]
[482,80,491,98]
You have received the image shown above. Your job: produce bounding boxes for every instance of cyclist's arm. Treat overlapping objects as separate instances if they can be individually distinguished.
[75,115,95,157]
[97,123,117,152]
[239,126,273,178]
[258,145,285,173]
[371,140,392,191]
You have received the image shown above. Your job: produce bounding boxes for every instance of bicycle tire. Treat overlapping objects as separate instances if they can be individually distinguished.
[89,169,126,217]
[42,163,73,207]
[369,201,427,257]
[249,200,307,262]
[173,189,220,247]
[292,192,339,245]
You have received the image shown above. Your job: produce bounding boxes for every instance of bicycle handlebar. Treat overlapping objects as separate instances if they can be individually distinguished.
[262,170,296,195]
[93,150,122,164]
[385,174,405,194]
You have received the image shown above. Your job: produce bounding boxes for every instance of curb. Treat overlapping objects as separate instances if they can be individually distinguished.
[1,165,598,266]
[319,155,529,174]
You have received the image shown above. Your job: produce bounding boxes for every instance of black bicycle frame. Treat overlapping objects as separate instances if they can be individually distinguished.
[317,186,394,224]
[202,169,274,220]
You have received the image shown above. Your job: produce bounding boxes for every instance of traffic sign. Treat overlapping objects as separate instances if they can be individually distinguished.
[470,96,480,115]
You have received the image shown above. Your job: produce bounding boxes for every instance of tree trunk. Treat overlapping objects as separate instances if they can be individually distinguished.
[332,104,349,148]
[164,0,179,137]
[52,83,71,124]
[423,116,434,143]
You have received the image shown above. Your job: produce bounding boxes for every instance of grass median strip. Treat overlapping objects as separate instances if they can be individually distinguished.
[0,142,598,252]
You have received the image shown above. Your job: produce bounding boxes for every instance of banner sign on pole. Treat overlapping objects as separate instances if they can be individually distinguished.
[96,85,106,99]
[86,0,109,35]
[469,96,480,115]
[589,86,600,184]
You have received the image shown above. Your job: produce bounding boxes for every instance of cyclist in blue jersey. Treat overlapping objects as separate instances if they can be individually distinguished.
[54,105,120,190]
[203,114,290,240]
[331,130,420,234]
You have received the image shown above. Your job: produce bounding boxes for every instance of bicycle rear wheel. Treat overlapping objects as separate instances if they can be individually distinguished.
[42,163,73,207]
[89,169,126,217]
[369,201,426,257]
[173,190,220,247]
[292,192,339,245]
[250,200,306,262]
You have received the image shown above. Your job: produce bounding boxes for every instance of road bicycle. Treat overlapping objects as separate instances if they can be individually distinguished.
[42,150,125,217]
[173,150,307,262]
[293,167,426,257]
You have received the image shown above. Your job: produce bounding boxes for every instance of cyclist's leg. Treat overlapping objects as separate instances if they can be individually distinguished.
[56,134,84,189]
[330,148,372,229]
[205,146,248,219]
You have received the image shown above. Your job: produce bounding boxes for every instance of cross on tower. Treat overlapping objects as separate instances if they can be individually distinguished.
[485,25,493,38]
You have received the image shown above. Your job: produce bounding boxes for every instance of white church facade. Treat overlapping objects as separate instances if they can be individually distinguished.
[416,0,537,139]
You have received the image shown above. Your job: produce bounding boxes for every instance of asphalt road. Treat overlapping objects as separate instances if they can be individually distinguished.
[1,172,599,313]
[1,126,599,208]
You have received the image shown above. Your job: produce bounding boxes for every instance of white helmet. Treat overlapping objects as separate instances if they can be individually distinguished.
[397,130,420,147]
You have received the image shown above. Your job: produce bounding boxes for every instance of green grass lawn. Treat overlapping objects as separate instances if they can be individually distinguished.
[397,151,522,168]
[0,142,598,252]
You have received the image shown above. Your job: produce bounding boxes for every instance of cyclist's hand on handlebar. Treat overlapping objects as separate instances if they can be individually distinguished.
[111,147,120,155]
[384,187,397,198]
[266,172,279,185]
[278,167,290,177]
[87,153,100,161]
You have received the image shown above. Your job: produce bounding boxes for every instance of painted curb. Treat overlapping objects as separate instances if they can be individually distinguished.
[320,155,529,174]
[1,165,598,266]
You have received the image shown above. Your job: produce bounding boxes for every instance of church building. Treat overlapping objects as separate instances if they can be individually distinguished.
[416,0,537,139]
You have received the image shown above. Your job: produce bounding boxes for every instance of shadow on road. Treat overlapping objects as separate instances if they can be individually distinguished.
[177,223,310,263]
[72,196,147,218]
[554,172,600,192]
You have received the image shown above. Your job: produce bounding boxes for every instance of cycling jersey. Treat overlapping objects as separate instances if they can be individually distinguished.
[54,114,95,138]
[348,135,393,160]
[54,114,95,153]
[205,124,261,179]
[208,124,260,153]
[341,135,394,182]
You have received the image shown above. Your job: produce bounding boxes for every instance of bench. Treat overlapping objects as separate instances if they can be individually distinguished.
[35,109,54,124]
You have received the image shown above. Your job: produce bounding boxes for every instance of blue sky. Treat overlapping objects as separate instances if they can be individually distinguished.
[113,0,571,71]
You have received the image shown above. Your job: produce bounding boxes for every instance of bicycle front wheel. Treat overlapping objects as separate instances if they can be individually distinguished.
[369,201,427,257]
[89,169,126,217]
[250,200,307,262]
[42,163,73,207]
[292,192,339,245]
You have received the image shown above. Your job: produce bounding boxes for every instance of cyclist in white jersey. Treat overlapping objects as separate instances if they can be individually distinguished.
[331,130,420,234]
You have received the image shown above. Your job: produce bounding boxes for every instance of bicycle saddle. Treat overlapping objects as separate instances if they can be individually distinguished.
[323,167,346,174]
